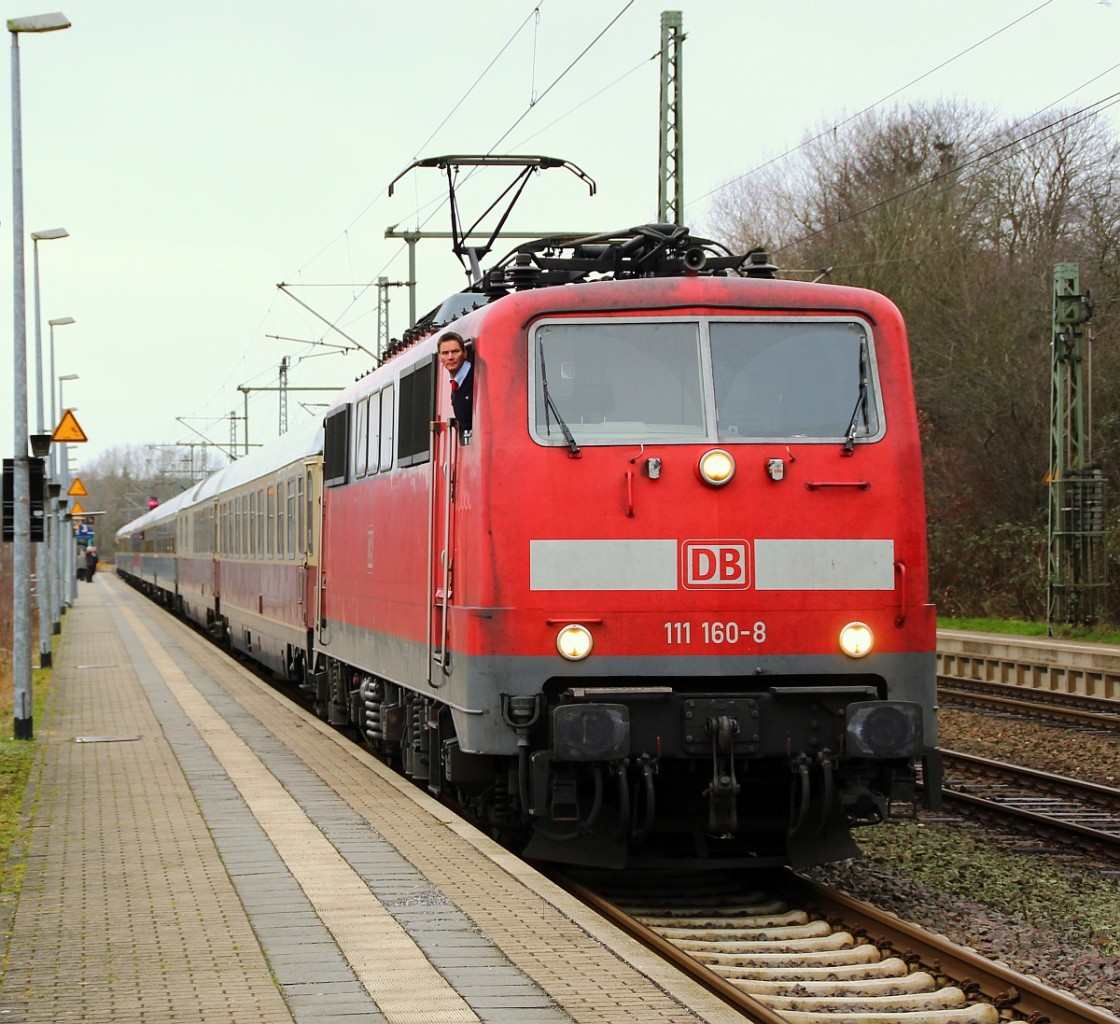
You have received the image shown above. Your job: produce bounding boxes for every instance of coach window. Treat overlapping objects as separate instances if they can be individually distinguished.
[258,487,265,557]
[267,486,276,559]
[287,476,297,557]
[379,384,394,472]
[279,480,288,560]
[304,467,314,555]
[296,473,305,557]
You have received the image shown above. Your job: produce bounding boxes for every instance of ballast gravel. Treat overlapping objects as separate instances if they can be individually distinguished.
[804,707,1120,1018]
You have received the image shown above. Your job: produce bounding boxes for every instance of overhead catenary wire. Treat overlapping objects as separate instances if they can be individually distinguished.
[269,0,641,356]
[685,0,1060,213]
[182,0,1112,459]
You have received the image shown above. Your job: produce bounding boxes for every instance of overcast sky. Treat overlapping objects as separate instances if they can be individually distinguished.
[2,0,1117,474]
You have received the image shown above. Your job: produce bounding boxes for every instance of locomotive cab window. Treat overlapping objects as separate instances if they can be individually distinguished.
[533,321,706,444]
[711,320,882,442]
[397,359,434,469]
[324,405,350,487]
[530,316,883,447]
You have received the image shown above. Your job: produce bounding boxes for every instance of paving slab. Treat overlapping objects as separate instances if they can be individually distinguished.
[0,575,743,1024]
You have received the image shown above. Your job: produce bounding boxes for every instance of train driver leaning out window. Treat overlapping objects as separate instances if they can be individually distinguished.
[437,330,473,440]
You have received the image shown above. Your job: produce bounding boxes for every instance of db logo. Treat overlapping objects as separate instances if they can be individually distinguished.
[682,540,750,589]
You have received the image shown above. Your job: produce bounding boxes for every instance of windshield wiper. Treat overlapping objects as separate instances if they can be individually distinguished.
[842,345,869,455]
[538,338,581,455]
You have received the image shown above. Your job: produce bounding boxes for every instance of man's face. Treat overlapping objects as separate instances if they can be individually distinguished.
[439,340,465,375]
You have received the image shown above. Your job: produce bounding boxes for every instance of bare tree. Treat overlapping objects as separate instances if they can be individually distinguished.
[707,101,1120,621]
[80,444,225,554]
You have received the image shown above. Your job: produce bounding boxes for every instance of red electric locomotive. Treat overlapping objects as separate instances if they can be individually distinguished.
[308,224,941,868]
[118,222,940,869]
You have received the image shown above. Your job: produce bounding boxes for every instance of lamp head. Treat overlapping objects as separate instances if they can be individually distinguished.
[7,13,71,33]
[32,227,68,241]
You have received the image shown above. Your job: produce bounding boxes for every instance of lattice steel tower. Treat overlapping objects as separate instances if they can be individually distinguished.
[1047,263,1105,628]
[658,10,684,225]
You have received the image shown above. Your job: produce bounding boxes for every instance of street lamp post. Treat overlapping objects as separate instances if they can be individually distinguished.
[9,11,71,739]
[9,11,72,740]
[31,228,68,666]
[57,373,77,612]
[48,318,74,624]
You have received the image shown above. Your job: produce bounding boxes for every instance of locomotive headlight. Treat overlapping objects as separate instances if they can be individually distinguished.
[556,623,594,661]
[698,448,735,487]
[839,621,874,658]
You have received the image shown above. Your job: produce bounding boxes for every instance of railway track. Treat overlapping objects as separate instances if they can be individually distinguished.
[558,868,1118,1024]
[939,677,1120,733]
[941,750,1120,854]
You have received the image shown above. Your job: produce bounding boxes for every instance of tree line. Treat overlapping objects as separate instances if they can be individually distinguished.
[77,445,222,556]
[709,99,1120,624]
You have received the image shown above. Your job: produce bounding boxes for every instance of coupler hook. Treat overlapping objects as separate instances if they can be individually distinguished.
[703,715,740,832]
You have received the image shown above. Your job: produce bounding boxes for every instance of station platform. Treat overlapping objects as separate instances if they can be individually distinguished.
[0,574,741,1024]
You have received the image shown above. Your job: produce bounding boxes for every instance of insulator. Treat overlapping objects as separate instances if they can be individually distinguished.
[507,252,538,290]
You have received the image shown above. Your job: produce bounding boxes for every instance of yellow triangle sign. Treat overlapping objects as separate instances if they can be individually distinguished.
[68,477,88,497]
[71,501,85,516]
[53,409,88,443]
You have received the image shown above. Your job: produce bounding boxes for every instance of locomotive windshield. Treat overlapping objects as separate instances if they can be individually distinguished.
[535,321,706,440]
[531,317,882,446]
[710,321,879,441]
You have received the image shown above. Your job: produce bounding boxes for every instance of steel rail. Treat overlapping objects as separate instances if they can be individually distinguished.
[558,874,790,1024]
[558,868,1120,1024]
[785,873,1120,1024]
[941,749,1120,850]
[939,678,1120,732]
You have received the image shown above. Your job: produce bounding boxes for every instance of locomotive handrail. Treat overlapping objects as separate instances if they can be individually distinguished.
[895,561,907,627]
[426,424,438,686]
[804,480,871,490]
[438,423,457,678]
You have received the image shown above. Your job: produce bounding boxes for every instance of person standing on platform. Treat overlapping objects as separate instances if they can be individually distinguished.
[84,545,98,583]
